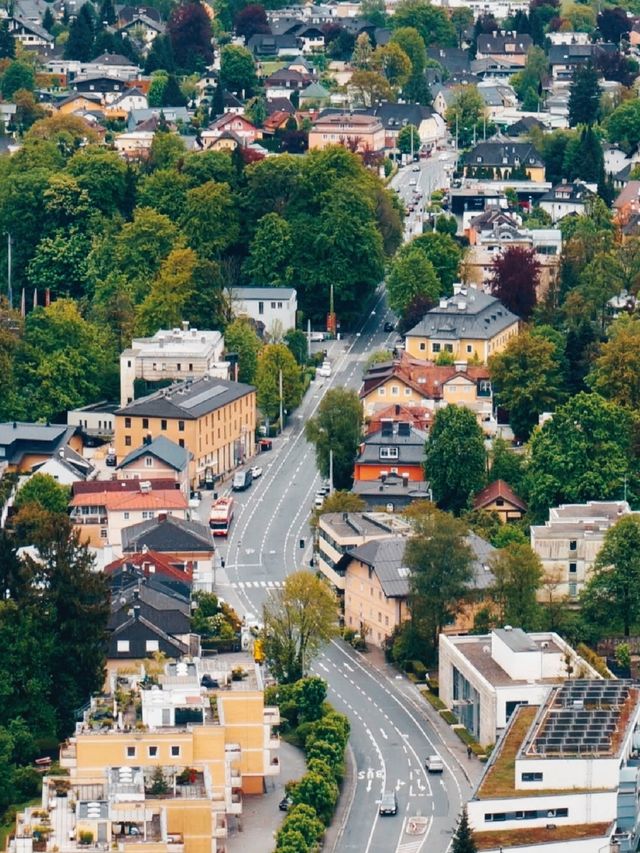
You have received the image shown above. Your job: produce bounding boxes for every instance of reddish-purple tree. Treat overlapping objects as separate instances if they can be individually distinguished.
[168,0,213,71]
[489,246,540,320]
[234,4,269,40]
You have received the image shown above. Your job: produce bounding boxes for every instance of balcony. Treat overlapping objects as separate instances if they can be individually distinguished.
[228,765,241,788]
[210,794,227,813]
[59,742,76,768]
[227,793,242,816]
[265,755,280,776]
[212,818,227,840]
[266,732,280,749]
[263,708,280,726]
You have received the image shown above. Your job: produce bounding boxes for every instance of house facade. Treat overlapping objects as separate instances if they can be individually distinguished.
[114,377,257,488]
[353,421,427,482]
[308,113,385,153]
[461,141,545,181]
[404,286,519,364]
[229,287,297,337]
[116,436,191,495]
[473,479,527,523]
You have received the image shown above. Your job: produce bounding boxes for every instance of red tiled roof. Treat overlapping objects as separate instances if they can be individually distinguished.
[72,478,178,495]
[362,352,490,400]
[367,404,433,434]
[70,489,187,511]
[473,478,527,512]
[104,549,192,582]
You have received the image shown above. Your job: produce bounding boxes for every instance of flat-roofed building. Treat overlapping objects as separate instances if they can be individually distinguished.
[530,501,631,602]
[439,627,600,746]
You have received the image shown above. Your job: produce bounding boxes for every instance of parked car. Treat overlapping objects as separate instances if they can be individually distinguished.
[105,451,117,467]
[250,466,263,479]
[384,321,395,332]
[310,331,325,342]
[259,438,273,452]
[189,490,201,508]
[317,361,331,378]
[379,791,398,816]
[232,470,253,491]
[426,754,444,773]
[314,492,325,508]
[279,796,293,812]
[201,674,220,689]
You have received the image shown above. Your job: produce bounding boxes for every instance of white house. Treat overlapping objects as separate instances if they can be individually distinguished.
[539,179,597,222]
[229,287,298,338]
[438,628,599,746]
[466,679,640,853]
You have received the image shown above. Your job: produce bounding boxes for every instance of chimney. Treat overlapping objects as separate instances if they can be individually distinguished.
[439,298,448,309]
[182,320,189,332]
[402,473,409,488]
[454,361,468,373]
[453,283,462,295]
[457,300,466,311]
[133,604,141,620]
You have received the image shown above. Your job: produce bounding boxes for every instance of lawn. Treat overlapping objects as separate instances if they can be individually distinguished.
[474,822,612,850]
[477,705,538,799]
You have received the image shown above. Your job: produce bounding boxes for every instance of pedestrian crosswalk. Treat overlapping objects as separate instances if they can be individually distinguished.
[397,842,423,853]
[230,580,284,589]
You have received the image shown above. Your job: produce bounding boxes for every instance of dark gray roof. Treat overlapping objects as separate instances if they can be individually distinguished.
[117,436,190,472]
[493,626,538,652]
[406,289,519,339]
[427,47,470,75]
[461,141,543,169]
[116,376,255,420]
[477,33,532,54]
[539,179,595,203]
[92,52,137,66]
[351,474,431,500]
[358,427,427,467]
[122,515,214,553]
[0,422,78,466]
[348,531,495,596]
[231,286,296,301]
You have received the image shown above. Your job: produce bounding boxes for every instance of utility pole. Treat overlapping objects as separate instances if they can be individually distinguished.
[329,448,334,495]
[6,233,12,309]
[279,369,284,433]
[455,112,459,152]
[307,317,311,360]
[410,123,414,162]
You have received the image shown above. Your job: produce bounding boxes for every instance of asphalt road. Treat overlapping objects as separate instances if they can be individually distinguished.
[204,161,468,853]
[392,151,458,239]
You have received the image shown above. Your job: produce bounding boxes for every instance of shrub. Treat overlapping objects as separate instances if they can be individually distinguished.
[453,726,485,756]
[420,689,446,712]
[577,643,612,678]
[78,832,93,845]
[292,771,339,825]
[439,709,458,725]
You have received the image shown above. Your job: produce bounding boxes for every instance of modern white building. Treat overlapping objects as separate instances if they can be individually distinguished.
[439,628,600,747]
[467,679,640,853]
[229,287,297,338]
[530,501,631,601]
[120,323,229,406]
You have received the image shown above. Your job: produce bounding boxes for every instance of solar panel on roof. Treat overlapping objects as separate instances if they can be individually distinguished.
[180,386,228,409]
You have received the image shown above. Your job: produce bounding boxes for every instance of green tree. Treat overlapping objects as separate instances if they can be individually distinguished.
[220,44,258,96]
[244,95,267,128]
[451,7,473,46]
[291,770,339,825]
[255,343,303,420]
[135,247,198,335]
[352,31,374,69]
[182,150,236,187]
[148,70,169,107]
[311,490,366,528]
[387,244,440,317]
[412,232,462,292]
[245,212,293,286]
[224,318,262,383]
[296,676,328,722]
[490,437,526,495]
[14,474,70,515]
[306,389,363,490]
[404,503,474,656]
[568,62,601,127]
[452,808,477,853]
[374,42,411,89]
[0,20,15,59]
[606,99,640,153]
[489,330,566,440]
[360,0,386,25]
[588,315,640,408]
[284,329,309,365]
[512,46,547,103]
[490,543,542,630]
[581,515,640,637]
[64,5,95,60]
[262,570,339,683]
[27,228,91,298]
[391,0,456,47]
[182,180,239,259]
[137,168,190,218]
[349,69,395,107]
[424,405,486,514]
[277,804,325,850]
[67,146,128,215]
[0,60,34,99]
[446,86,486,148]
[397,123,420,156]
[527,392,635,521]
[148,131,186,171]
[390,26,427,100]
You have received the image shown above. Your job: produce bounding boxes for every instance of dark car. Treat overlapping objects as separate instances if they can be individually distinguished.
[383,321,395,332]
[105,452,117,467]
[201,675,220,689]
[379,791,398,816]
[279,795,293,812]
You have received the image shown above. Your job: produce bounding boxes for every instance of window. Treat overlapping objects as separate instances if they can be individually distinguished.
[444,344,453,353]
[124,512,130,520]
[125,436,132,446]
[100,528,108,539]
[179,439,185,448]
[171,746,181,757]
[569,582,577,597]
[148,746,158,757]
[391,385,399,396]
[161,419,167,430]
[495,498,504,507]
[521,773,543,782]
[146,640,159,652]
[178,420,185,432]
[125,417,132,428]
[569,562,577,574]
[278,301,283,308]
[271,302,276,309]
[569,539,577,550]
[126,746,136,758]
[466,345,473,353]
[419,342,426,351]
[485,813,506,823]
[385,616,389,626]
[432,343,441,353]
[379,447,399,459]
[142,418,149,429]
[117,640,130,652]
[145,457,153,467]
[258,301,264,315]
[177,363,181,372]
[127,360,132,368]
[404,387,411,396]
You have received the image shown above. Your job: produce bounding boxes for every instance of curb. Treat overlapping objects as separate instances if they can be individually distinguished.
[325,741,358,852]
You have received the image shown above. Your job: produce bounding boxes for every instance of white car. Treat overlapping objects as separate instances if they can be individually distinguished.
[426,754,444,773]
[189,491,201,508]
[439,153,448,161]
[317,361,332,377]
[250,466,263,479]
[314,493,325,508]
[310,331,325,342]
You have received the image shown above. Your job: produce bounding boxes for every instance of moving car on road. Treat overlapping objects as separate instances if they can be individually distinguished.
[426,754,444,773]
[250,465,263,479]
[384,321,395,332]
[317,361,332,377]
[232,469,253,491]
[379,791,398,816]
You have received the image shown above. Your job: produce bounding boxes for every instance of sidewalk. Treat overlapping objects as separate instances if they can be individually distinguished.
[226,740,307,852]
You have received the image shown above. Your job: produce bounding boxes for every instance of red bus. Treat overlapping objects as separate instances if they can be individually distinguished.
[210,496,234,536]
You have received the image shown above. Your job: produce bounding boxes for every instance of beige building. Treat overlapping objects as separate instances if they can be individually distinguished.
[116,436,191,495]
[120,324,228,407]
[16,659,280,853]
[316,511,412,593]
[473,479,527,524]
[530,501,631,602]
[308,113,385,153]
[115,377,256,488]
[404,285,519,364]
[438,628,600,747]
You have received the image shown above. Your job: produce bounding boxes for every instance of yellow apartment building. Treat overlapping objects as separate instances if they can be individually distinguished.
[404,286,519,364]
[37,660,281,853]
[114,377,256,488]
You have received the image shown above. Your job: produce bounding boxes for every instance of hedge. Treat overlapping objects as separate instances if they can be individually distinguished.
[439,709,458,725]
[420,689,446,712]
[453,726,485,756]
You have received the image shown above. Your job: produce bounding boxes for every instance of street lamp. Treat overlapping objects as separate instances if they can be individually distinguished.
[317,427,334,494]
